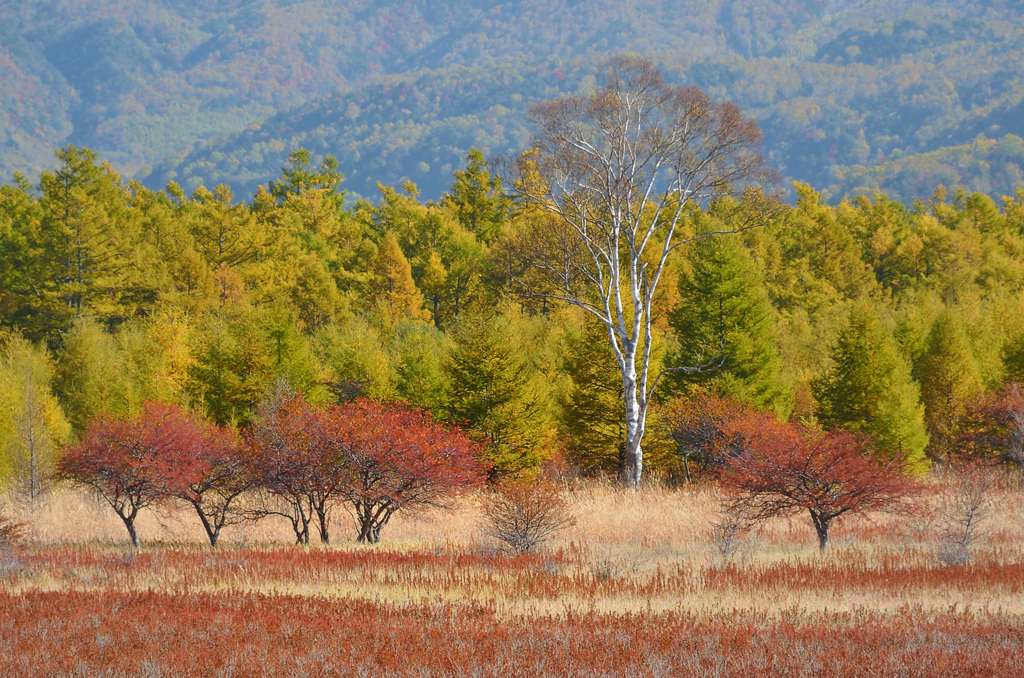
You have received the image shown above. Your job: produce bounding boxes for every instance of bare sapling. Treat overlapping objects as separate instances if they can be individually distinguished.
[8,377,57,507]
[0,503,27,583]
[710,500,755,565]
[935,464,996,566]
[0,509,24,549]
[481,478,575,555]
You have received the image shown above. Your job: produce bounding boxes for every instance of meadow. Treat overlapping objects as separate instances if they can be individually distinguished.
[1,480,1023,677]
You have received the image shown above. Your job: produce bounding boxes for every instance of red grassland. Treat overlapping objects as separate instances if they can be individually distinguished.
[1,589,1022,677]
[2,482,1024,675]
[1,542,1023,676]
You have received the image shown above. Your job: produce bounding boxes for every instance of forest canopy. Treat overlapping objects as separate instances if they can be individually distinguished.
[2,139,1024,489]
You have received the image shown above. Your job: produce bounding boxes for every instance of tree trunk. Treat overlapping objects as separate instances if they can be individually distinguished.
[287,508,311,545]
[682,455,693,485]
[316,511,330,545]
[624,438,643,490]
[622,362,644,490]
[358,522,380,544]
[356,505,392,544]
[810,510,830,552]
[357,510,380,544]
[192,502,221,548]
[119,512,140,548]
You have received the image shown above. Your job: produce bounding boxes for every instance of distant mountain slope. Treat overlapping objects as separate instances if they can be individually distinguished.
[146,60,588,200]
[832,134,1024,202]
[2,0,1023,204]
[0,0,773,177]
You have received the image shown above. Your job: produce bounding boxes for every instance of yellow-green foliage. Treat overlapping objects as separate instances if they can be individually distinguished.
[4,145,1024,475]
[443,313,553,478]
[0,333,70,494]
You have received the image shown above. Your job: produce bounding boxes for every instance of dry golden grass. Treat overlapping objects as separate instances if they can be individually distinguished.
[1,486,487,547]
[3,477,1023,619]
[6,477,1023,554]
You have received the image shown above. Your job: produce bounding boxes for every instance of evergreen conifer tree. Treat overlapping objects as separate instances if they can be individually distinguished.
[558,315,627,474]
[268,148,345,210]
[53,317,125,434]
[441,148,511,244]
[393,321,447,413]
[915,310,983,461]
[187,309,275,427]
[443,314,548,478]
[667,231,787,413]
[35,146,141,334]
[813,304,929,469]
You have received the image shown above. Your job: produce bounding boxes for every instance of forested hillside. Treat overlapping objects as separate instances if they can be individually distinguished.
[2,0,1022,203]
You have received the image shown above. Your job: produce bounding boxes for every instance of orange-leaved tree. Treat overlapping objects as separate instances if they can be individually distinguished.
[722,414,918,551]
[248,392,346,545]
[332,399,488,544]
[58,402,210,547]
[654,393,753,483]
[171,421,252,548]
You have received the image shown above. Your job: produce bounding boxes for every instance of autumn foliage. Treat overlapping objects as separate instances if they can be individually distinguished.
[961,382,1024,479]
[248,394,487,544]
[173,423,250,548]
[654,393,753,482]
[58,395,486,547]
[334,398,487,543]
[248,392,347,545]
[722,414,918,551]
[57,403,218,547]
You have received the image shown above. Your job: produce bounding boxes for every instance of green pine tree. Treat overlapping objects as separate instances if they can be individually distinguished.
[34,146,143,335]
[441,147,512,244]
[393,320,447,413]
[813,304,929,470]
[53,316,125,434]
[443,314,548,478]
[667,231,788,413]
[915,310,983,461]
[313,317,397,403]
[187,308,275,427]
[268,147,346,210]
[558,314,627,474]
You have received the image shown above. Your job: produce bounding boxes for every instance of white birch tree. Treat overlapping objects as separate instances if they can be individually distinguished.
[505,56,774,488]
